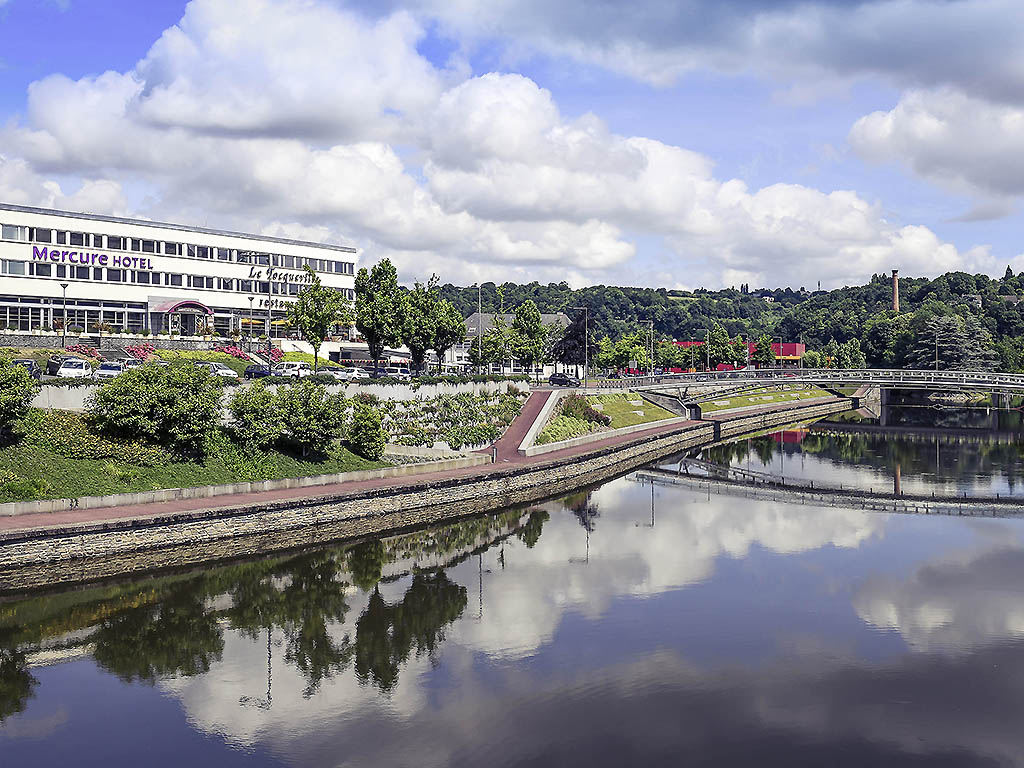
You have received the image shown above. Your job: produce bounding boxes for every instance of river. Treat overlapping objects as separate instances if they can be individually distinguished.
[3,406,1024,766]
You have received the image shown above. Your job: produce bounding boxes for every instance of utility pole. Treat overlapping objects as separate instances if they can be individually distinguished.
[60,282,69,348]
[569,306,588,382]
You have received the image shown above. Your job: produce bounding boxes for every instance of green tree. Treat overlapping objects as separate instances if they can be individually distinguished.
[355,259,403,372]
[88,362,223,458]
[228,380,283,451]
[595,335,616,370]
[840,338,866,369]
[0,646,36,722]
[349,400,386,460]
[431,299,466,374]
[288,266,353,374]
[510,300,546,380]
[751,333,775,368]
[348,539,386,592]
[705,322,732,369]
[277,380,343,456]
[0,363,38,438]
[400,276,438,374]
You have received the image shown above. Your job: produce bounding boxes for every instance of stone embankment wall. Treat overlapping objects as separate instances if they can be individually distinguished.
[0,398,854,591]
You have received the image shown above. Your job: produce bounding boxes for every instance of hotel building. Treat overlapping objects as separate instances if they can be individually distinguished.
[0,204,356,338]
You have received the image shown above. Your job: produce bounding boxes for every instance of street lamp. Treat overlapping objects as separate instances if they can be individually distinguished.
[60,282,69,348]
[248,296,254,353]
[568,306,589,383]
[639,319,654,374]
[774,336,783,372]
[474,282,483,375]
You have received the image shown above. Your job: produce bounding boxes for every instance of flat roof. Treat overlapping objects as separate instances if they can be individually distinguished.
[0,202,357,255]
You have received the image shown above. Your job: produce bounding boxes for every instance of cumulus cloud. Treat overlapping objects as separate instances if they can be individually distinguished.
[850,88,1024,202]
[0,0,998,288]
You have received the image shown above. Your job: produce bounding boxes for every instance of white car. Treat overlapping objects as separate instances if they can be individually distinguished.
[56,358,93,378]
[272,361,313,378]
[195,361,239,379]
[385,366,412,381]
[93,361,125,379]
[347,366,369,380]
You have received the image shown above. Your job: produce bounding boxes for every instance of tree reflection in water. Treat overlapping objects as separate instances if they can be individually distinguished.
[0,510,527,714]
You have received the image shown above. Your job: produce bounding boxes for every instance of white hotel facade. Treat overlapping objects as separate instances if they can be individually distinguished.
[0,204,357,338]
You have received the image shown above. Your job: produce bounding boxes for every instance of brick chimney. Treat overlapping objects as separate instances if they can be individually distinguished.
[892,269,900,312]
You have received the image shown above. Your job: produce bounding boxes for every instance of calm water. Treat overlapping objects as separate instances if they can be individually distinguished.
[5,416,1024,766]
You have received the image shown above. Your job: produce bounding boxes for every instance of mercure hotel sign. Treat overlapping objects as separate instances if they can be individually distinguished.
[31,245,154,270]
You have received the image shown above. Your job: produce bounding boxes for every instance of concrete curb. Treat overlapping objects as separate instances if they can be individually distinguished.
[517,390,564,455]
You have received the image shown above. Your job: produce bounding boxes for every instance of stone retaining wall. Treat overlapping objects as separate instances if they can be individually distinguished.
[0,397,855,591]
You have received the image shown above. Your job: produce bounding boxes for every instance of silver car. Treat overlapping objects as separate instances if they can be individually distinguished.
[93,361,125,379]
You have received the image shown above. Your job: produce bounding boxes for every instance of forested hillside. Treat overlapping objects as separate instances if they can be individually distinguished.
[438,268,1024,371]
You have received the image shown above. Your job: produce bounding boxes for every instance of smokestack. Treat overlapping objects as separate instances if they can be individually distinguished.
[892,269,900,312]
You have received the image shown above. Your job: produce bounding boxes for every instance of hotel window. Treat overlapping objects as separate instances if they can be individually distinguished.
[134,271,152,284]
[56,231,67,245]
[236,251,252,264]
[30,228,52,243]
[1,225,24,241]
[283,255,296,268]
[217,248,231,261]
[69,232,86,246]
[56,265,66,278]
[254,252,270,266]
[73,266,89,280]
[91,234,103,247]
[218,278,234,291]
[288,283,301,295]
[93,268,103,280]
[140,239,156,253]
[165,242,181,256]
[1,260,26,275]
[107,269,125,282]
[31,263,51,276]
[196,245,210,259]
[257,281,270,294]
[239,280,253,292]
[165,273,183,287]
[107,236,124,250]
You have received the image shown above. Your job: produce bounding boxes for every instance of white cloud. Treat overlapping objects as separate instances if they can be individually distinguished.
[0,0,999,289]
[850,88,1024,201]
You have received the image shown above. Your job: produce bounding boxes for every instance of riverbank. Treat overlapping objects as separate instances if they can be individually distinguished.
[0,394,857,592]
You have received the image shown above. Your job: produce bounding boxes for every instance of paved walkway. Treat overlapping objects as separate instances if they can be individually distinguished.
[0,392,845,538]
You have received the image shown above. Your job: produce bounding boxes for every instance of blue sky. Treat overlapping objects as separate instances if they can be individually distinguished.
[1,0,1023,290]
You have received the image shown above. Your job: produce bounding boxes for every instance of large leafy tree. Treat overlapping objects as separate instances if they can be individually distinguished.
[510,300,546,380]
[552,310,596,374]
[0,363,39,437]
[705,322,733,369]
[752,333,775,368]
[399,276,439,373]
[288,266,353,374]
[431,299,466,374]
[355,259,403,372]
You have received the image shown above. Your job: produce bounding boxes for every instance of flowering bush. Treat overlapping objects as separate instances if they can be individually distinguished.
[214,345,251,361]
[64,344,100,359]
[124,343,156,359]
[268,348,284,363]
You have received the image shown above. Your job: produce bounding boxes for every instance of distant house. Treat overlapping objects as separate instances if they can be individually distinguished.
[959,294,983,308]
[1000,295,1023,305]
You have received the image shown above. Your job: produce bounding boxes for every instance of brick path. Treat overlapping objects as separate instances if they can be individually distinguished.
[0,392,842,537]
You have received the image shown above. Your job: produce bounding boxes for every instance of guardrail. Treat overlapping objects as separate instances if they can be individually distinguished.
[595,368,1024,396]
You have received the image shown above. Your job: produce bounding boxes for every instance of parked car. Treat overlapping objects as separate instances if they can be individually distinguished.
[12,359,42,379]
[347,366,369,380]
[385,366,411,381]
[272,361,313,378]
[122,358,146,371]
[45,354,69,376]
[244,363,272,379]
[548,372,581,387]
[93,361,125,379]
[56,358,92,378]
[195,361,240,380]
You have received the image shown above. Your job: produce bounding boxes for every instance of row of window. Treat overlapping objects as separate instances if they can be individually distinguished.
[0,259,355,299]
[0,223,355,275]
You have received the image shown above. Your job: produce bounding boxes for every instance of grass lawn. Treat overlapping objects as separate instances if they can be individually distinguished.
[697,385,833,413]
[588,392,676,428]
[0,412,389,503]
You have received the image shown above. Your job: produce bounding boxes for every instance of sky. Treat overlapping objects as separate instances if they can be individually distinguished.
[1,0,1023,291]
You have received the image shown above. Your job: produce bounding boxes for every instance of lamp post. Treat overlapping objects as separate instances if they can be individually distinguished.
[248,296,254,353]
[568,306,588,383]
[774,336,783,372]
[266,269,273,360]
[60,283,69,348]
[639,319,654,374]
[476,282,483,375]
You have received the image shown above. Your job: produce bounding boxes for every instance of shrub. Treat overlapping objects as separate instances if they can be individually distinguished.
[15,409,168,465]
[228,380,284,451]
[349,401,386,460]
[0,476,53,503]
[561,393,611,426]
[214,345,251,361]
[0,363,39,437]
[87,362,224,458]
[65,344,100,359]
[276,379,344,455]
